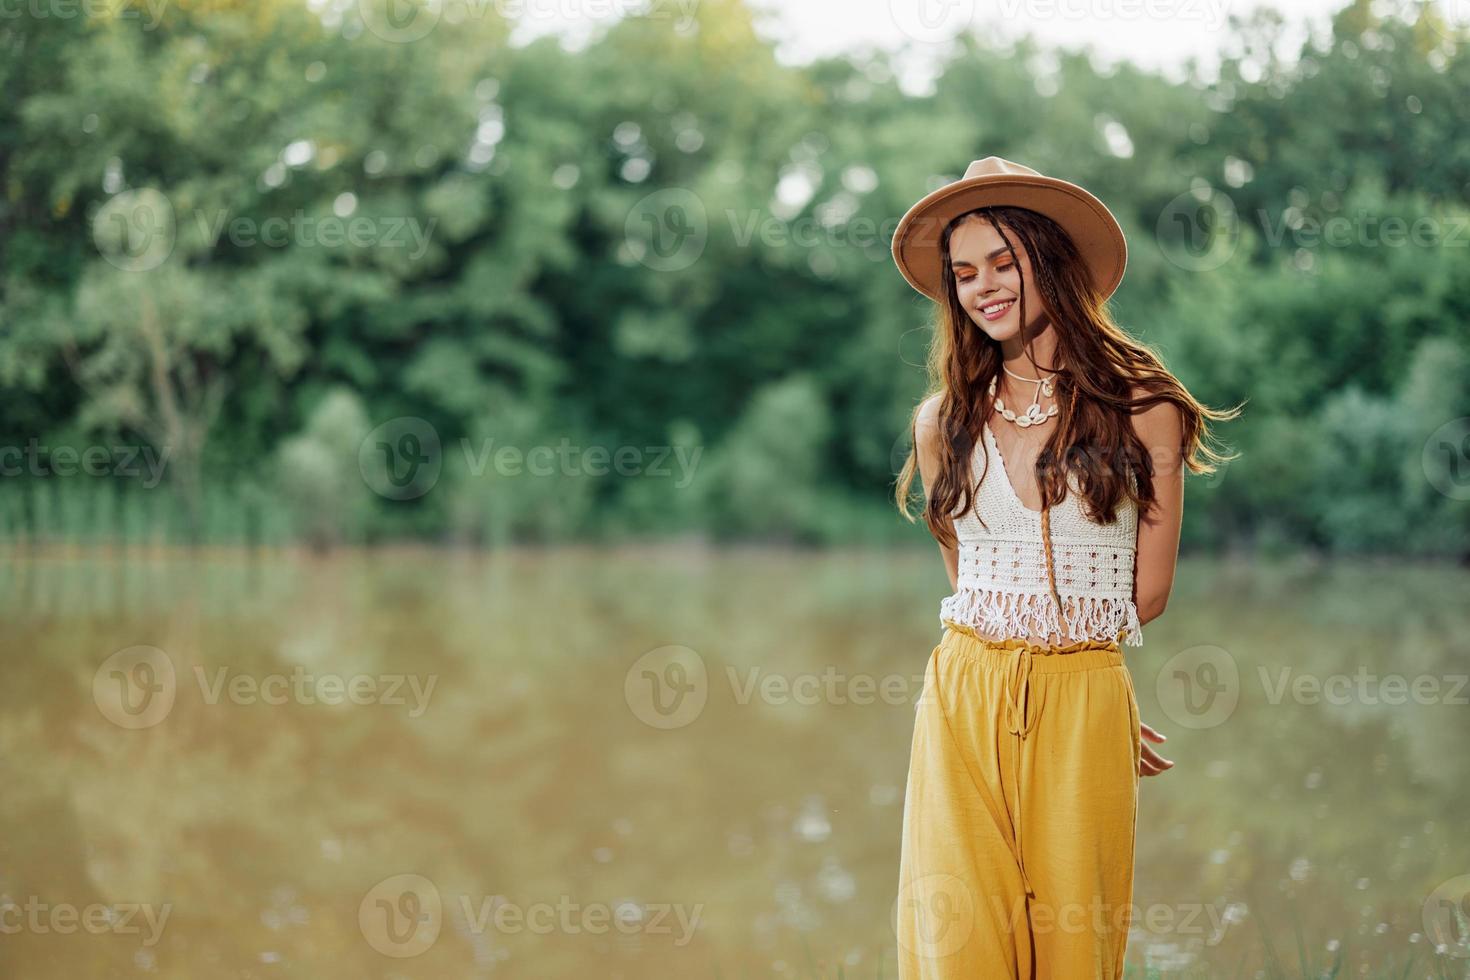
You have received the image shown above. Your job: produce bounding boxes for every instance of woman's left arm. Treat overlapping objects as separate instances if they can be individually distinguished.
[1128,388,1185,777]
[1131,389,1185,628]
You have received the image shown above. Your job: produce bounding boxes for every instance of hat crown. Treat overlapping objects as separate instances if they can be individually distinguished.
[962,156,1041,182]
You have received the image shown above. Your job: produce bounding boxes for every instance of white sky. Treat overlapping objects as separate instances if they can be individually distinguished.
[507,0,1367,90]
[757,0,1359,88]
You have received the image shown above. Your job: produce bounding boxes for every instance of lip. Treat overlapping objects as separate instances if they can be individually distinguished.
[978,298,1015,321]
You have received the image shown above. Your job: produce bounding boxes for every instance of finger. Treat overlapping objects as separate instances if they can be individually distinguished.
[1140,745,1174,773]
[1139,751,1171,776]
[1139,722,1168,743]
[1141,742,1172,764]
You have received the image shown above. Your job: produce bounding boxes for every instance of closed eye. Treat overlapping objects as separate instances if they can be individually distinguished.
[958,262,1013,282]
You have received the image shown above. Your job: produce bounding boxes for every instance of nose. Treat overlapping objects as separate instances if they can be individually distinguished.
[974,273,1009,307]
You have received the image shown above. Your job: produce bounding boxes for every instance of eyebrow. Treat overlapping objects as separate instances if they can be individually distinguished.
[950,246,1015,270]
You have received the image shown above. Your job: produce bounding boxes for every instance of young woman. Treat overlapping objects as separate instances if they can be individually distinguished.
[889,157,1239,979]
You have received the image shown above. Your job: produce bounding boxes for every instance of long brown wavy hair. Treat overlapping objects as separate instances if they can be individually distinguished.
[894,205,1243,548]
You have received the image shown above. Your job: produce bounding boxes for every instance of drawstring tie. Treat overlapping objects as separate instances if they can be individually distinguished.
[1001,644,1040,899]
[993,500,1063,901]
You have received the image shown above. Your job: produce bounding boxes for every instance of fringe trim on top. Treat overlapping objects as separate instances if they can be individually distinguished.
[939,587,1144,647]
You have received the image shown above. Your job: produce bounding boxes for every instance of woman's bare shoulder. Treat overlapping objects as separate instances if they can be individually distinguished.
[915,393,944,440]
[1129,384,1185,475]
[912,394,947,490]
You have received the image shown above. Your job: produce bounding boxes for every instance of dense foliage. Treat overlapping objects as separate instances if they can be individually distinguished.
[1,0,1467,556]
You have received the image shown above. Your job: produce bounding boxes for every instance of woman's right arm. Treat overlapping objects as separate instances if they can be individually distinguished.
[914,394,959,593]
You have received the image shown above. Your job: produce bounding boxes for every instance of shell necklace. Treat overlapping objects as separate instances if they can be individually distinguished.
[988,364,1058,428]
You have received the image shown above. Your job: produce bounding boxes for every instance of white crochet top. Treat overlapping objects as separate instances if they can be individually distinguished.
[940,423,1144,647]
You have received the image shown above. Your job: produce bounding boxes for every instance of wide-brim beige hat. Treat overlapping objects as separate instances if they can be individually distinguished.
[891,156,1127,303]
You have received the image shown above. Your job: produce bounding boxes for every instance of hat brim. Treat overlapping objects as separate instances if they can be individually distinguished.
[891,174,1127,304]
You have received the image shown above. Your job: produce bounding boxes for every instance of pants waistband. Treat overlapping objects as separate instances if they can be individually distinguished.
[939,619,1124,672]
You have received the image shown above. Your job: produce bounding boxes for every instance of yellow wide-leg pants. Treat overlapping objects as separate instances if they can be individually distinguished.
[896,620,1142,979]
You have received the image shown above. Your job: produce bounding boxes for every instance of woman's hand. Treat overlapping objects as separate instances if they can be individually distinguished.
[1139,720,1174,777]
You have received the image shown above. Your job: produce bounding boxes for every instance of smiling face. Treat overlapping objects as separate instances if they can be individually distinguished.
[948,216,1050,341]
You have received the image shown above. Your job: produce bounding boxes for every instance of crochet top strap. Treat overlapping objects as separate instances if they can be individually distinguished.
[940,423,1144,647]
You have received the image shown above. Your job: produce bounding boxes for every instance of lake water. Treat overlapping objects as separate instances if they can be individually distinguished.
[2,544,1466,978]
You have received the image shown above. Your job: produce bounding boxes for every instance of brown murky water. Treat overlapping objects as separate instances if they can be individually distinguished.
[1,544,1466,978]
